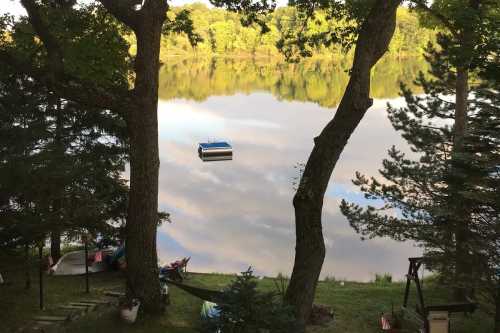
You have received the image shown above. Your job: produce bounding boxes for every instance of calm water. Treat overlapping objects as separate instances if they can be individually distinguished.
[156,57,425,281]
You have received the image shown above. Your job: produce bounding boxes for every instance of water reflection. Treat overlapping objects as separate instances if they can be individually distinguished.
[156,58,422,281]
[159,56,426,108]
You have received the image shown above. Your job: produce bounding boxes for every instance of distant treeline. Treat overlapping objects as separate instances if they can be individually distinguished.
[157,3,436,59]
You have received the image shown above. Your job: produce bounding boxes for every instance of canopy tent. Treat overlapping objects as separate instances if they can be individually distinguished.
[50,249,113,275]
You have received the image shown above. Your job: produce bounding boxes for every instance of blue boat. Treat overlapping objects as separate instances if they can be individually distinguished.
[198,142,233,161]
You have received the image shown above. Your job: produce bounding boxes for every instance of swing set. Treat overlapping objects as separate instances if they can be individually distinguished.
[402,257,477,333]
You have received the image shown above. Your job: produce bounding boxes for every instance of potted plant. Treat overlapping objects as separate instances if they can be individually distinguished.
[119,297,140,323]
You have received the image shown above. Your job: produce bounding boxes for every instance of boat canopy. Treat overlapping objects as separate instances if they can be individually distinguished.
[198,142,232,150]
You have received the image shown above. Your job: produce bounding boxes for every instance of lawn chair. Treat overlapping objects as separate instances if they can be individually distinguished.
[160,257,191,282]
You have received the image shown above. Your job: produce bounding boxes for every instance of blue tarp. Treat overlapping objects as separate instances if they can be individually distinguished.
[199,142,231,150]
[201,301,221,320]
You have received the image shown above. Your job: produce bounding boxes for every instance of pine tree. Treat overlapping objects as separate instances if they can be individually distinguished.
[340,4,499,328]
[0,6,129,256]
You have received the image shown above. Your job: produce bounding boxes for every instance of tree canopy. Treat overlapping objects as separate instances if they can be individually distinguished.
[160,4,435,59]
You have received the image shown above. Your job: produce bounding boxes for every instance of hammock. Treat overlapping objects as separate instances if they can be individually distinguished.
[165,279,225,304]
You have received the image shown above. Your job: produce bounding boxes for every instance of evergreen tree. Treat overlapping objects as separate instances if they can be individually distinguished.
[0,5,129,257]
[340,3,499,329]
[1,0,199,312]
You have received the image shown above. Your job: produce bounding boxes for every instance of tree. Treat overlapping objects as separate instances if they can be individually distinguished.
[0,0,199,312]
[209,1,405,329]
[341,0,498,299]
[340,72,499,332]
[274,1,401,329]
[340,2,499,329]
[158,4,433,58]
[460,84,499,332]
[0,9,129,259]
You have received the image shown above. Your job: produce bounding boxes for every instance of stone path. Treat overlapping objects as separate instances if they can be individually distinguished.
[20,291,123,333]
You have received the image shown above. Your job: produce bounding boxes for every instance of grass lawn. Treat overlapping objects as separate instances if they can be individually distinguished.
[0,253,494,333]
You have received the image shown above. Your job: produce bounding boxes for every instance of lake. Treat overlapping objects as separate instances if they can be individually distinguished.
[156,56,425,281]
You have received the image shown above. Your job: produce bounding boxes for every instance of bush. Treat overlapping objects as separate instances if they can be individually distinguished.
[375,273,392,284]
[206,268,295,333]
[323,275,336,283]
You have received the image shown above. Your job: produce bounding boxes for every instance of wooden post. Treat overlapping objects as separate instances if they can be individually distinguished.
[38,245,44,310]
[25,244,31,290]
[84,237,89,294]
[403,258,413,308]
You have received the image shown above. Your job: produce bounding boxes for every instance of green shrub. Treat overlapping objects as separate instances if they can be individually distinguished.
[206,268,295,333]
[323,275,336,283]
[375,273,393,284]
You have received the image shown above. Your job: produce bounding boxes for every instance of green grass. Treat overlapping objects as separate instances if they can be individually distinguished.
[0,253,494,333]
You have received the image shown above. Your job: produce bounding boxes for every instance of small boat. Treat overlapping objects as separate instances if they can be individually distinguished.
[198,142,233,161]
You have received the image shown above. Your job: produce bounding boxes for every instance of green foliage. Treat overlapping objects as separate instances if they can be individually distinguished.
[374,273,392,285]
[160,4,435,59]
[163,9,203,48]
[0,3,130,249]
[209,0,277,34]
[207,268,295,333]
[340,0,499,315]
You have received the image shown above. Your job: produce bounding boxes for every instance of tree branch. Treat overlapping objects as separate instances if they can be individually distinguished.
[98,0,141,30]
[16,0,131,115]
[411,0,458,37]
[20,0,64,75]
[0,49,131,116]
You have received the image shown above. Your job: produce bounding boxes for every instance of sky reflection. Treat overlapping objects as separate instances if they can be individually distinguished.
[156,93,420,282]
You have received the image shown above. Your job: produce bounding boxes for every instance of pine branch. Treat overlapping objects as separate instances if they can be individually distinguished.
[410,0,458,37]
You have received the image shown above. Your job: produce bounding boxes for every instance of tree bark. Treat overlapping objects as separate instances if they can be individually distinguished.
[452,66,470,301]
[495,283,500,333]
[24,244,31,290]
[123,1,167,314]
[285,1,401,329]
[50,97,63,263]
[50,230,61,263]
[450,0,479,300]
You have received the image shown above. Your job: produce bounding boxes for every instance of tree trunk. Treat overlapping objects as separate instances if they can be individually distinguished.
[50,97,63,263]
[452,66,470,301]
[50,230,61,263]
[450,0,479,298]
[24,244,31,290]
[20,0,169,314]
[124,4,165,314]
[285,1,401,329]
[495,283,500,333]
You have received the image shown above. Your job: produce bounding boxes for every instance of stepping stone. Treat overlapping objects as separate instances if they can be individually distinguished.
[104,291,125,297]
[29,321,59,333]
[57,308,87,321]
[79,299,111,305]
[31,320,54,327]
[33,315,68,322]
[69,302,97,311]
[59,305,89,313]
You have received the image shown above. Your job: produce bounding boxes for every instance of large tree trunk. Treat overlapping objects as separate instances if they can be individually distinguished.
[452,66,471,301]
[495,283,500,333]
[124,3,166,314]
[285,1,401,329]
[50,97,63,263]
[24,244,31,290]
[20,0,169,314]
[450,0,479,300]
[50,230,61,263]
